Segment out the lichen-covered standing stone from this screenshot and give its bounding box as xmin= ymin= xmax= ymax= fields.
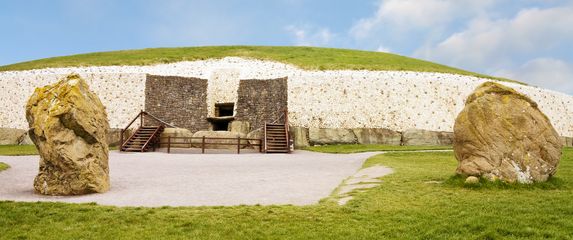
xmin=26 ymin=74 xmax=110 ymax=195
xmin=454 ymin=82 xmax=562 ymax=183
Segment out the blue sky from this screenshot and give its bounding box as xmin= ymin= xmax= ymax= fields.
xmin=1 ymin=0 xmax=572 ymax=94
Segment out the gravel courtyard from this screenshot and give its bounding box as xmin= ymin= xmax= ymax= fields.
xmin=0 ymin=150 xmax=377 ymax=207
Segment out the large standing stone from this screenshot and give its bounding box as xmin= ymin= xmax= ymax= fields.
xmin=308 ymin=128 xmax=357 ymax=145
xmin=454 ymin=82 xmax=562 ymax=183
xmin=26 ymin=74 xmax=110 ymax=195
xmin=352 ymin=128 xmax=402 ymax=145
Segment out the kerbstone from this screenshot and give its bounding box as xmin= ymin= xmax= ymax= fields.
xmin=309 ymin=128 xmax=357 ymax=145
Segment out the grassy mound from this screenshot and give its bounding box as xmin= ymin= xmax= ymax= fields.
xmin=0 ymin=46 xmax=517 ymax=83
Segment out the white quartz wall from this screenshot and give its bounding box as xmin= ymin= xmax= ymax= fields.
xmin=0 ymin=71 xmax=146 ymax=129
xmin=1 ymin=57 xmax=572 ymax=137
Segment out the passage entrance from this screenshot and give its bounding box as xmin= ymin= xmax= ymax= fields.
xmin=208 ymin=103 xmax=235 ymax=131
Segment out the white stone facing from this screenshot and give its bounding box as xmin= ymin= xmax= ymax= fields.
xmin=1 ymin=57 xmax=572 ymax=137
xmin=207 ymin=68 xmax=241 ymax=117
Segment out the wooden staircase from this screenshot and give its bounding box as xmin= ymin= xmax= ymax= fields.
xmin=264 ymin=123 xmax=290 ymax=153
xmin=121 ymin=125 xmax=164 ymax=152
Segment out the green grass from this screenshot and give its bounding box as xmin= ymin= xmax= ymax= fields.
xmin=0 ymin=46 xmax=519 ymax=83
xmin=0 ymin=145 xmax=38 ymax=156
xmin=0 ymin=162 xmax=9 ymax=171
xmin=2 ymin=149 xmax=572 ymax=239
xmin=305 ymin=144 xmax=452 ymax=153
xmin=0 ymin=145 xmax=119 ymax=156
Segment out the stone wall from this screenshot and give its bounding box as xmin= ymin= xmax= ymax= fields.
xmin=235 ymin=78 xmax=288 ymax=130
xmin=1 ymin=57 xmax=573 ymax=139
xmin=145 ymin=75 xmax=210 ymax=132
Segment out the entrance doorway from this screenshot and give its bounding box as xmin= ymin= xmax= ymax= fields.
xmin=207 ymin=103 xmax=235 ymax=131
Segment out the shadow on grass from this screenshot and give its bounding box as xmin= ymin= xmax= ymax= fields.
xmin=444 ymin=174 xmax=567 ymax=190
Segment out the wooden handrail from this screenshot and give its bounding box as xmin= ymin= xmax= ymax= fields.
xmin=120 ymin=110 xmax=176 ymax=149
xmin=160 ymin=136 xmax=263 ymax=154
xmin=159 ymin=136 xmax=263 ymax=140
xmin=263 ymin=123 xmax=267 ymax=153
xmin=120 ymin=110 xmax=144 ymax=149
xmin=142 ymin=111 xmax=177 ymax=128
xmin=284 ymin=108 xmax=290 ymax=153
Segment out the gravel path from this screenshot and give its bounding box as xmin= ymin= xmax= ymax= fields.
xmin=0 ymin=150 xmax=378 ymax=207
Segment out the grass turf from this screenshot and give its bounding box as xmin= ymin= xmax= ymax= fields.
xmin=0 ymin=145 xmax=120 ymax=156
xmin=0 ymin=162 xmax=9 ymax=171
xmin=0 ymin=46 xmax=519 ymax=84
xmin=1 ymin=148 xmax=571 ymax=239
xmin=0 ymin=145 xmax=38 ymax=156
xmin=304 ymin=144 xmax=452 ymax=154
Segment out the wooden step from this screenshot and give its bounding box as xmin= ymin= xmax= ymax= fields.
xmin=266 ymin=150 xmax=288 ymax=153
xmin=267 ymin=143 xmax=287 ymax=146
xmin=266 ymin=123 xmax=285 ymax=126
xmin=120 ymin=125 xmax=163 ymax=153
xmin=267 ymin=142 xmax=286 ymax=145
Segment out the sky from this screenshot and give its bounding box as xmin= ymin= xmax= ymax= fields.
xmin=1 ymin=0 xmax=572 ymax=94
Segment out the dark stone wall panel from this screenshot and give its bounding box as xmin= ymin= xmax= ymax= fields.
xmin=145 ymin=75 xmax=209 ymax=132
xmin=235 ymin=78 xmax=288 ymax=130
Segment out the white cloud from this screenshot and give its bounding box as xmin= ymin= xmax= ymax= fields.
xmin=496 ymin=58 xmax=573 ymax=94
xmin=375 ymin=45 xmax=391 ymax=53
xmin=350 ymin=0 xmax=495 ymax=39
xmin=415 ymin=6 xmax=573 ymax=71
xmin=285 ymin=25 xmax=334 ymax=46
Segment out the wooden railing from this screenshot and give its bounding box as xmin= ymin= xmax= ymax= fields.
xmin=160 ymin=136 xmax=263 ymax=154
xmin=284 ymin=109 xmax=291 ymax=153
xmin=120 ymin=110 xmax=175 ymax=148
xmin=263 ymin=123 xmax=267 ymax=152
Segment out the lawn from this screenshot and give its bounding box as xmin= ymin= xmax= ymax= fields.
xmin=305 ymin=144 xmax=452 ymax=153
xmin=0 ymin=145 xmax=38 ymax=156
xmin=0 ymin=145 xmax=119 ymax=156
xmin=0 ymin=46 xmax=518 ymax=84
xmin=0 ymin=162 xmax=8 ymax=171
xmin=1 ymin=148 xmax=571 ymax=239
